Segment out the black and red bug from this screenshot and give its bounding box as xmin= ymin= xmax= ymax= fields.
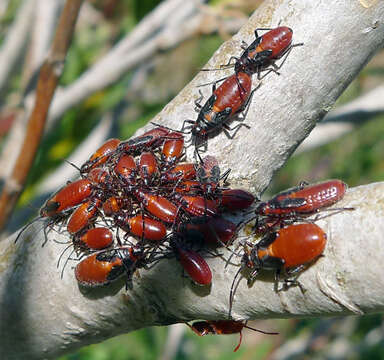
xmin=234 ymin=26 xmax=301 ymax=76
xmin=114 ymin=213 xmax=167 ymax=242
xmin=75 ymin=247 xmax=145 ymax=288
xmin=117 ymin=126 xmax=170 ymax=155
xmin=182 ymin=71 xmax=253 ymax=153
xmin=256 ymin=180 xmax=348 ymax=216
xmin=114 ymin=154 xmax=137 ymax=185
xmin=80 ymin=138 xmax=120 ymax=175
xmin=77 ymin=227 xmax=114 ymax=250
xmin=67 ymin=199 xmax=101 ymax=235
xmin=245 ymin=223 xmax=327 ymax=286
xmin=138 ymin=152 xmax=159 ymax=186
xmin=161 ymin=132 xmax=184 ymax=168
xmin=134 ymin=189 xmax=179 ymax=224
xmin=40 ymin=179 xmax=93 ymax=218
xmin=187 ymin=320 xmax=277 ymax=352
xmin=229 ymin=223 xmax=327 ymax=315
xmin=204 ymin=26 xmax=302 ymax=79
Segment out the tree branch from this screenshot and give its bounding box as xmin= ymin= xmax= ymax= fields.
xmin=295 ymin=84 xmax=384 ymax=154
xmin=0 ymin=0 xmax=83 ymax=231
xmin=0 ymin=0 xmax=384 ymax=358
xmin=1 ymin=183 xmax=383 ymax=359
xmin=0 ymin=0 xmax=35 ymax=94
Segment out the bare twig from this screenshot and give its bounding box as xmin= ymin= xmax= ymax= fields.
xmin=21 ymin=0 xmax=63 ymax=90
xmin=46 ymin=0 xmax=206 ymax=126
xmin=0 ymin=0 xmax=35 ymax=94
xmin=0 ymin=0 xmax=83 ymax=231
xmin=295 ymin=84 xmax=384 ymax=154
xmin=0 ymin=0 xmax=243 ymax=185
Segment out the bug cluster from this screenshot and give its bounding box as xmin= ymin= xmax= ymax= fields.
xmin=21 ymin=26 xmax=354 ymax=351
xmin=38 ymin=126 xmax=256 ymax=289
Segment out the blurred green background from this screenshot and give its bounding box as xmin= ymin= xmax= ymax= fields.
xmin=2 ymin=0 xmax=384 ymax=359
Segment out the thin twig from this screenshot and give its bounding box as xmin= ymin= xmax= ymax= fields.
xmin=0 ymin=0 xmax=83 ymax=232
xmin=0 ymin=0 xmax=35 ymax=94
xmin=295 ymin=84 xmax=384 ymax=154
xmin=21 ymin=0 xmax=63 ymax=90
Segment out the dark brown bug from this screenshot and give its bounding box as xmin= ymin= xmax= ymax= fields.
xmin=187 ymin=320 xmax=277 ymax=352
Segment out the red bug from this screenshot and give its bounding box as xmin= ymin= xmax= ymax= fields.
xmin=161 ymin=132 xmax=184 ymax=167
xmin=220 ymin=189 xmax=255 ymax=211
xmin=161 ymin=163 xmax=196 ymax=182
xmin=234 ymin=26 xmax=299 ymax=75
xmin=255 ymin=180 xmax=348 ymax=217
xmin=118 ymin=126 xmax=170 ymax=154
xmin=204 ymin=27 xmax=301 ymax=78
xmin=173 ymin=194 xmax=218 ymax=217
xmin=176 ymin=246 xmax=212 ymax=285
xmin=102 ymin=196 xmax=125 ymax=216
xmin=135 ymin=189 xmax=178 ymax=224
xmin=194 ymin=155 xmax=224 ymax=195
xmin=77 ymin=227 xmax=113 ymax=250
xmin=187 ymin=320 xmax=278 ymax=352
xmin=80 ymin=138 xmax=120 ymax=174
xmin=246 ymin=223 xmax=326 ymax=288
xmin=182 ymin=71 xmax=253 ymax=149
xmin=138 ymin=152 xmax=159 ymax=185
xmin=40 ymin=179 xmax=93 ymax=218
xmin=67 ymin=199 xmax=101 ymax=234
xmin=114 ymin=154 xmax=137 ymax=185
xmin=183 ymin=216 xmax=237 ymax=245
xmin=87 ymin=167 xmax=110 ymax=186
xmin=75 ymin=247 xmax=146 ymax=288
xmin=229 ymin=223 xmax=327 ymax=315
xmin=114 ymin=213 xmax=167 ymax=242
xmin=75 ymin=251 xmax=125 ymax=287
xmin=173 ymin=180 xmax=200 ymax=193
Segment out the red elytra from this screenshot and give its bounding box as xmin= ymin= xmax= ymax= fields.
xmin=220 ymin=189 xmax=255 ymax=210
xmin=67 ymin=199 xmax=101 ymax=234
xmin=185 ymin=217 xmax=237 ymax=245
xmin=256 ymin=180 xmax=347 ymax=216
xmin=212 ymin=72 xmax=252 ymax=116
xmin=125 ymin=214 xmax=167 ymax=241
xmin=135 ymin=189 xmax=178 ymax=223
xmin=138 ymin=152 xmax=158 ymax=184
xmin=78 ymin=227 xmax=113 ymax=250
xmin=114 ymin=154 xmax=137 ymax=183
xmin=177 ymin=247 xmax=212 ymax=285
xmin=161 ymin=163 xmax=196 ymax=182
xmin=40 ymin=179 xmax=92 ymax=217
xmin=250 ymin=27 xmax=293 ymax=60
xmin=80 ymin=138 xmax=120 ymax=174
xmin=75 ymin=252 xmax=124 ymax=287
xmin=255 ymin=223 xmax=327 ymax=270
xmin=161 ymin=132 xmax=184 ymax=166
xmin=187 ymin=320 xmax=277 ymax=352
xmin=174 ymin=194 xmax=218 ymax=217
